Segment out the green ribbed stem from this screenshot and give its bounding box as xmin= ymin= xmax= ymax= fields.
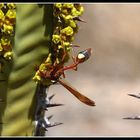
xmin=0 ymin=4 xmax=53 ymax=136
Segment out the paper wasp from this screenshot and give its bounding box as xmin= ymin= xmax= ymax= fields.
xmin=38 ymin=48 xmax=95 ymax=106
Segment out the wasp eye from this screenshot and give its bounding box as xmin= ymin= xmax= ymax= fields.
xmin=76 ymin=48 xmax=92 ymax=63
xmin=77 ymin=53 xmax=85 ymax=60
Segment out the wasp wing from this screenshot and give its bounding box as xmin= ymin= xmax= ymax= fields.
xmin=58 ymin=79 xmax=95 ymax=106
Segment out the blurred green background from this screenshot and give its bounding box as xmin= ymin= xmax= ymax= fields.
xmin=47 ymin=4 xmax=140 ymax=136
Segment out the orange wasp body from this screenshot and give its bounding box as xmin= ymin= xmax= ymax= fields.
xmin=39 ymin=48 xmax=95 ymax=106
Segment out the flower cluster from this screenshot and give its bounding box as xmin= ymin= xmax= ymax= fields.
xmin=0 ymin=3 xmax=16 ymax=60
xmin=33 ymin=3 xmax=84 ymax=85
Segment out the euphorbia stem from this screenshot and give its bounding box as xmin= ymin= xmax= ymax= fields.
xmin=0 ymin=4 xmax=53 ymax=136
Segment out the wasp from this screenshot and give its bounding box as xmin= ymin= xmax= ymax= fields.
xmin=39 ymin=48 xmax=95 ymax=107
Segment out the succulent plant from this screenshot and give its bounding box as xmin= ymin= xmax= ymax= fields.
xmin=0 ymin=3 xmax=94 ymax=136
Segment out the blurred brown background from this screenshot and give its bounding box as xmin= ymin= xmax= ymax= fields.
xmin=47 ymin=4 xmax=140 ymax=136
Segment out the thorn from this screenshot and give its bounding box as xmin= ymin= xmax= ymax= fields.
xmin=47 ymin=115 xmax=53 ymax=120
xmin=73 ymin=17 xmax=86 ymax=23
xmin=46 ymin=103 xmax=64 ymax=108
xmin=123 ymin=116 xmax=140 ymax=120
xmin=43 ymin=117 xmax=51 ymax=126
xmin=128 ymin=93 xmax=140 ymax=99
xmin=41 ymin=117 xmax=63 ymax=128
xmin=47 ymin=122 xmax=63 ymax=128
xmin=48 ymin=94 xmax=55 ymax=101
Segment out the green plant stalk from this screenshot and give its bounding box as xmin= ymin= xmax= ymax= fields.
xmin=0 ymin=4 xmax=53 ymax=136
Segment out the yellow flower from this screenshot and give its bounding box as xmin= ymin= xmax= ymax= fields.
xmin=1 ymin=37 xmax=11 ymax=51
xmin=58 ymin=45 xmax=63 ymax=49
xmin=69 ymin=20 xmax=77 ymax=28
xmin=33 ymin=75 xmax=41 ymax=82
xmin=39 ymin=64 xmax=46 ymax=72
xmin=6 ymin=9 xmax=16 ymax=20
xmin=62 ymin=9 xmax=68 ymax=15
xmin=71 ymin=7 xmax=81 ymax=17
xmin=1 ymin=37 xmax=11 ymax=46
xmin=64 ymin=15 xmax=73 ymax=20
xmin=45 ymin=53 xmax=52 ymax=64
xmin=62 ymin=3 xmax=74 ymax=9
xmin=52 ymin=35 xmax=61 ymax=44
xmin=0 ymin=10 xmax=4 ymax=20
xmin=54 ymin=3 xmax=62 ymax=9
xmin=61 ymin=26 xmax=74 ymax=36
xmin=0 ymin=3 xmax=4 ymax=9
xmin=3 ymin=51 xmax=13 ymax=60
xmin=3 ymin=24 xmax=14 ymax=35
xmin=63 ymin=42 xmax=70 ymax=47
xmin=7 ymin=3 xmax=16 ymax=9
xmin=33 ymin=71 xmax=42 ymax=81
